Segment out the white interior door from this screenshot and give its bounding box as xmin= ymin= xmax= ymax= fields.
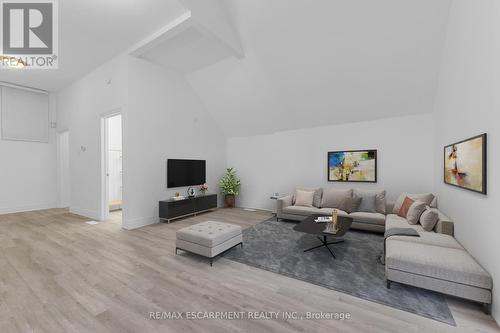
xmin=101 ymin=111 xmax=122 ymax=221
xmin=58 ymin=131 xmax=70 ymax=208
xmin=107 ymin=115 xmax=122 ymax=211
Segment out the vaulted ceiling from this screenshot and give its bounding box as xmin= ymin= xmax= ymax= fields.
xmin=0 ymin=0 xmax=187 ymax=91
xmin=186 ymin=0 xmax=452 ymax=136
xmin=2 ymin=0 xmax=452 ymax=137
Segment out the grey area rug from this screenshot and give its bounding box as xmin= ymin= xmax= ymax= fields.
xmin=223 ymin=218 xmax=455 ymax=326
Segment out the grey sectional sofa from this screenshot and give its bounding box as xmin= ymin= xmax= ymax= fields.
xmin=385 ymin=210 xmax=493 ymax=313
xmin=277 ymin=188 xmax=387 ymax=232
xmin=277 ymin=188 xmax=493 ymax=312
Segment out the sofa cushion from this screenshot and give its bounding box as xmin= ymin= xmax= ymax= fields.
xmin=386 ymin=214 xmax=463 ymax=250
xmin=393 ymin=192 xmax=435 ymax=214
xmin=386 ymin=240 xmax=492 ymax=289
xmin=388 ymin=231 xmax=463 ymax=250
xmin=320 ymin=188 xmax=352 ymax=209
xmin=293 ymin=187 xmax=323 ymax=208
xmin=420 ymin=208 xmax=439 ymax=231
xmin=354 ymin=189 xmax=386 ymax=214
xmin=339 ymin=196 xmax=362 ymax=213
xmin=349 ymin=212 xmax=385 ymax=226
xmin=318 ymin=208 xmax=349 ymax=217
xmin=283 ymin=205 xmax=321 ymax=216
xmin=386 ymin=213 xmax=418 ymax=230
xmin=406 ymin=200 xmax=427 ymax=225
xmin=356 ymin=192 xmax=377 ymax=213
xmin=397 ymin=196 xmax=414 ymax=218
xmin=294 ymin=189 xmax=314 ymax=207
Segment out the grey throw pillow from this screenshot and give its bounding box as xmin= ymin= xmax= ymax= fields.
xmin=420 ymin=208 xmax=439 ymax=231
xmin=356 ymin=193 xmax=377 ymax=213
xmin=354 ymin=189 xmax=386 ymax=214
xmin=406 ymin=200 xmax=426 ymax=225
xmin=339 ymin=195 xmax=362 ymax=213
xmin=320 ymin=188 xmax=352 ymax=209
xmin=293 ymin=187 xmax=323 ymax=208
xmin=393 ymin=192 xmax=435 ymax=214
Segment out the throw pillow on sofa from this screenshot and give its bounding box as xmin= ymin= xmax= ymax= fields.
xmin=320 ymin=188 xmax=352 ymax=209
xmin=293 ymin=187 xmax=323 ymax=208
xmin=420 ymin=208 xmax=439 ymax=231
xmin=294 ymin=189 xmax=315 ymax=207
xmin=338 ymin=195 xmax=362 ymax=213
xmin=393 ymin=192 xmax=435 ymax=214
xmin=405 ymin=200 xmax=427 ymax=224
xmin=397 ymin=196 xmax=414 ymax=218
xmin=353 ymin=189 xmax=386 ymax=214
xmin=356 ymin=192 xmax=377 ymax=213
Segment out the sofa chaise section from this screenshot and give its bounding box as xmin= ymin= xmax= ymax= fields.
xmin=385 ymin=213 xmax=492 ymax=313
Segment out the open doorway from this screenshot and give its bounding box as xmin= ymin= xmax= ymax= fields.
xmin=57 ymin=130 xmax=70 ymax=208
xmin=101 ymin=112 xmax=122 ymax=222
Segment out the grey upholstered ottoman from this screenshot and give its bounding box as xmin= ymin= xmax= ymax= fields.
xmin=175 ymin=221 xmax=243 ymax=266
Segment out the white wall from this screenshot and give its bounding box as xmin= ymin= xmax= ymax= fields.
xmin=0 ymin=92 xmax=57 ymax=214
xmin=227 ymin=114 xmax=435 ymax=211
xmin=56 ymin=55 xmax=128 ymax=219
xmin=433 ymin=0 xmax=500 ymax=321
xmin=56 ymin=55 xmax=226 ymax=229
xmin=57 ymin=130 xmax=70 ymax=208
xmin=123 ymin=57 xmax=226 ymax=229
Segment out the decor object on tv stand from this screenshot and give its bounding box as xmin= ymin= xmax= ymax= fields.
xmin=220 ymin=167 xmax=241 ymax=208
xmin=171 ymin=192 xmax=186 ymax=201
xmin=199 ymin=183 xmax=208 ymax=196
xmin=328 ymin=150 xmax=377 ymax=182
xmin=187 ymin=187 xmax=196 ymax=197
xmin=444 ymin=133 xmax=486 ymax=194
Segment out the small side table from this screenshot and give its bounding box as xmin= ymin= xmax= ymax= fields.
xmin=270 ymin=195 xmax=282 ymax=217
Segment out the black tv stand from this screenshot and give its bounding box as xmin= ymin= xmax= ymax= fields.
xmin=159 ymin=194 xmax=217 ymax=223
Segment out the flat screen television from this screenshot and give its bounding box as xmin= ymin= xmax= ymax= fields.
xmin=167 ymin=159 xmax=206 ymax=188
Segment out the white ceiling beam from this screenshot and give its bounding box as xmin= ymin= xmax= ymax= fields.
xmin=128 ymin=10 xmax=192 ymax=57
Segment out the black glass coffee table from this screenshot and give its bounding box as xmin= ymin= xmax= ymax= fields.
xmin=293 ymin=214 xmax=353 ymax=258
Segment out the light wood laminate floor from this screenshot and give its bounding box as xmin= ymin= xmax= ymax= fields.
xmin=0 ymin=208 xmax=498 ymax=333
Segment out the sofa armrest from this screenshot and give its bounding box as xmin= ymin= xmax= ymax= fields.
xmin=277 ymin=195 xmax=293 ymax=218
xmin=431 ymin=208 xmax=454 ymax=236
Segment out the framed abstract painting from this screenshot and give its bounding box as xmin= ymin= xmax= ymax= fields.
xmin=444 ymin=133 xmax=487 ymax=194
xmin=328 ymin=150 xmax=377 ymax=182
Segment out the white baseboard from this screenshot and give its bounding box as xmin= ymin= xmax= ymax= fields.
xmin=239 ymin=206 xmax=273 ymax=213
xmin=122 ymin=215 xmax=158 ymax=230
xmin=69 ymin=207 xmax=100 ymax=220
xmin=0 ymin=202 xmax=57 ymax=215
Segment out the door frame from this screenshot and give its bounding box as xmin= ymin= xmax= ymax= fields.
xmin=57 ymin=129 xmax=70 ymax=208
xmin=100 ymin=109 xmax=122 ymax=221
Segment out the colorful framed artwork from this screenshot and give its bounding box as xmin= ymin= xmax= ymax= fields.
xmin=444 ymin=133 xmax=487 ymax=194
xmin=328 ymin=150 xmax=377 ymax=182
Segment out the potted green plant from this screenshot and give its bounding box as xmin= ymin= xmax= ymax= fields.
xmin=219 ymin=167 xmax=241 ymax=208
